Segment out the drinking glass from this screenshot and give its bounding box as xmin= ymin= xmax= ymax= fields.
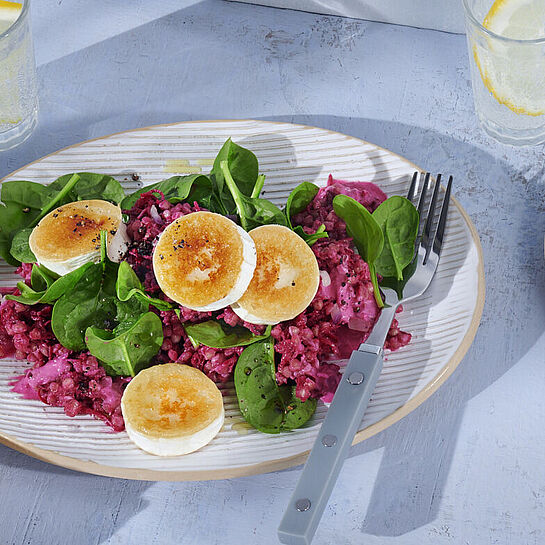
xmin=0 ymin=0 xmax=38 ymax=151
xmin=463 ymin=0 xmax=545 ymax=145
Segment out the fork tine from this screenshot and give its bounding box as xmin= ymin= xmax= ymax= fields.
xmin=414 ymin=172 xmax=431 ymax=247
xmin=416 ymin=172 xmax=431 ymax=220
xmin=422 ymin=174 xmax=442 ymax=265
xmin=432 ymin=175 xmax=453 ymax=258
xmin=407 ymin=171 xmax=419 ymax=202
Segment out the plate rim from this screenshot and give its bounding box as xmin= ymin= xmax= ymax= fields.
xmin=0 ymin=118 xmax=486 ymax=481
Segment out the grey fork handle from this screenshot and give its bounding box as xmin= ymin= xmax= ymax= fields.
xmin=277 ymin=344 xmax=384 ymax=545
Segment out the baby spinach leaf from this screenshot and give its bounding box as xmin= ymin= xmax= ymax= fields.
xmin=285 ymin=182 xmax=320 ymax=225
xmin=1 ymin=173 xmax=81 ymax=266
xmin=8 ymin=174 xmax=81 ymax=263
xmin=40 ymin=262 xmax=95 ymax=304
xmin=291 ymin=224 xmax=328 ymax=246
xmin=373 ymin=196 xmax=419 ymax=281
xmin=51 ymin=232 xmax=148 ymax=350
xmin=250 ymin=174 xmax=266 ymax=199
xmin=284 ymin=182 xmax=328 ymax=246
xmin=10 ymin=228 xmax=36 ymax=263
xmin=120 ymin=174 xmax=217 ymax=211
xmin=49 ymin=172 xmax=124 ymax=204
xmin=30 ymin=264 xmax=59 ymax=291
xmin=116 ymin=261 xmax=175 ymax=311
xmin=210 ymin=138 xmax=259 ymax=210
xmin=6 ymin=262 xmax=93 ymax=306
xmin=0 ymin=201 xmax=39 ymax=266
xmin=332 ymin=194 xmax=384 ymax=308
xmin=5 ymin=283 xmax=44 ymax=305
xmin=85 ymin=311 xmax=163 ymax=377
xmin=379 ymin=256 xmax=418 ymax=299
xmin=220 ymin=160 xmax=287 ymax=231
xmin=51 ymin=261 xmax=119 ymax=350
xmin=183 ymin=320 xmax=272 ymax=348
xmin=32 ymin=173 xmax=81 ymax=224
xmin=1 ymin=172 xmax=125 ymax=266
xmin=0 ymin=180 xmax=53 ymax=209
xmin=234 ymin=339 xmax=317 ymax=433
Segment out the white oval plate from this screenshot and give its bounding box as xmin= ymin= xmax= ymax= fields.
xmin=0 ymin=120 xmax=485 ymax=480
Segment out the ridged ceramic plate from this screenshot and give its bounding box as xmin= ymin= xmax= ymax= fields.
xmin=0 ymin=120 xmax=485 ymax=480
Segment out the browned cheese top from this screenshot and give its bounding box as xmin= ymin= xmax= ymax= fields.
xmin=236 ymin=225 xmax=320 ymax=323
xmin=152 ymin=211 xmax=245 ymax=308
xmin=122 ymin=364 xmax=223 ymax=439
xmin=29 ymin=199 xmax=121 ymax=261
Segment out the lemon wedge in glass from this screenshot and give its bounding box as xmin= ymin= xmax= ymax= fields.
xmin=474 ymin=0 xmax=545 ymax=116
xmin=0 ymin=1 xmax=22 ymax=34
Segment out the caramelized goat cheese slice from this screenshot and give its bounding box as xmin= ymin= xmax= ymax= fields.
xmin=152 ymin=211 xmax=256 ymax=311
xmin=28 ymin=199 xmax=129 ymax=275
xmin=121 ymin=363 xmax=224 ymax=456
xmin=231 ymin=225 xmax=320 ymax=325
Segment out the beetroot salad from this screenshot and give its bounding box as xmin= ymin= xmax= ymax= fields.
xmin=0 ymin=140 xmax=413 ymax=434
xmin=0 ymin=175 xmax=409 ymax=431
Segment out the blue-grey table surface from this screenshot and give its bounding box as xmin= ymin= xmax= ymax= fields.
xmin=1 ymin=1 xmax=544 ymax=544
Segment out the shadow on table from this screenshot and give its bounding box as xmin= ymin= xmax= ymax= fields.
xmin=0 ymin=443 xmax=153 ymax=544
xmin=267 ymin=113 xmax=545 ymax=538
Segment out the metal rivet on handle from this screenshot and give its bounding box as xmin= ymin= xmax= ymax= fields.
xmin=347 ymin=371 xmax=364 ymax=385
xmin=295 ymin=498 xmax=311 ymax=512
xmin=322 ymin=434 xmax=337 ymax=447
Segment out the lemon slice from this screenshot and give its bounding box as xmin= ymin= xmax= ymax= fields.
xmin=0 ymin=1 xmax=22 ymax=34
xmin=484 ymin=0 xmax=545 ymax=39
xmin=474 ymin=0 xmax=545 ymax=116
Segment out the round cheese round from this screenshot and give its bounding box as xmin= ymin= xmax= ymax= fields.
xmin=152 ymin=211 xmax=256 ymax=311
xmin=121 ymin=363 xmax=224 ymax=456
xmin=231 ymin=224 xmax=320 ymax=324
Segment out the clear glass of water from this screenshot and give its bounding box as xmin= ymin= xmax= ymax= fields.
xmin=0 ymin=0 xmax=38 ymax=151
xmin=463 ymin=0 xmax=545 ymax=145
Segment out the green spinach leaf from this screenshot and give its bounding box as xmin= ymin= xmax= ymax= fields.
xmin=6 ymin=284 xmax=44 ymax=305
xmin=291 ymin=224 xmax=328 ymax=246
xmin=1 ymin=180 xmax=53 ymax=209
xmin=183 ymin=320 xmax=272 ymax=348
xmin=116 ymin=261 xmax=175 ymax=311
xmin=6 ymin=262 xmax=94 ymax=305
xmin=1 ymin=173 xmax=80 ymax=265
xmin=120 ymin=174 xmax=218 ymax=211
xmin=332 ymin=194 xmax=385 ymax=308
xmin=234 ymin=339 xmax=317 ymax=433
xmin=284 ymin=182 xmax=328 ymax=246
xmin=30 ymin=264 xmax=59 ymax=291
xmin=40 ymin=262 xmax=95 ymax=304
xmin=285 ymin=182 xmax=320 ymax=224
xmin=49 ymin=172 xmax=125 ymax=204
xmin=9 ymin=228 xmax=36 ymax=263
xmin=30 ymin=173 xmax=81 ymax=225
xmin=379 ymin=256 xmax=418 ymax=299
xmin=210 ymin=138 xmax=259 ymax=212
xmin=51 ymin=233 xmax=147 ymax=351
xmin=250 ymin=174 xmax=266 ymax=199
xmin=372 ymin=196 xmax=419 ymax=280
xmin=0 ymin=202 xmax=39 ymax=266
xmin=85 ymin=311 xmax=163 ymax=377
xmin=51 ymin=261 xmax=119 ymax=350
xmin=220 ymin=160 xmax=287 ymax=231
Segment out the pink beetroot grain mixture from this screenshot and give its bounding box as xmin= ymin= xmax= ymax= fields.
xmin=0 ymin=289 xmax=127 ymax=431
xmin=0 ymin=179 xmax=410 ymax=431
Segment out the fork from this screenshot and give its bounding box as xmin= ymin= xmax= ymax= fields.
xmin=277 ymin=172 xmax=453 ymax=545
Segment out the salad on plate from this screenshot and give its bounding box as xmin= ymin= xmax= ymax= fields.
xmin=0 ymin=138 xmax=418 ymax=455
